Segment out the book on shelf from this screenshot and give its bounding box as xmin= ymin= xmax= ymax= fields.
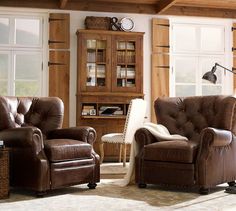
xmin=99 ymin=106 xmax=121 ymax=116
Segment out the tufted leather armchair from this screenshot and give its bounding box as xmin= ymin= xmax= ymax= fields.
xmin=0 ymin=96 xmax=100 ymax=195
xmin=135 ymin=95 xmax=236 ymax=194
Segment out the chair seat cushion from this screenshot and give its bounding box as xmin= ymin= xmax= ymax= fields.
xmin=101 ymin=133 xmax=123 ymax=143
xmin=144 ymin=140 xmax=198 ymax=163
xmin=44 ymin=139 xmax=92 ymax=162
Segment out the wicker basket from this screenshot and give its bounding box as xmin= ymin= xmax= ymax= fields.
xmin=85 ymin=16 xmax=111 ymax=30
xmin=0 ymin=149 xmax=9 ymax=199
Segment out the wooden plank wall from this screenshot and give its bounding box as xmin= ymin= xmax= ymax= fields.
xmin=151 ymin=18 xmax=170 ymax=122
xmin=233 ymin=23 xmax=236 ymax=94
xmin=48 ymin=13 xmax=70 ymax=127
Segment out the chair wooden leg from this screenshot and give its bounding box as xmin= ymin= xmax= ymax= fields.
xmin=119 ymin=143 xmax=122 ymax=163
xmin=123 ymin=144 xmax=126 ymax=167
xmin=99 ymin=142 xmax=104 ymax=164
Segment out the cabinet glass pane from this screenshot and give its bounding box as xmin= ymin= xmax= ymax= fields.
xmin=176 ymin=85 xmax=195 ymax=97
xmin=201 ymin=27 xmax=224 ymax=52
xmin=15 ymin=18 xmax=40 ymax=46
xmin=87 ymin=63 xmax=96 ymax=86
xmin=0 ymin=18 xmax=10 ymax=44
xmin=116 ymin=41 xmax=136 ymax=87
xmin=0 ymin=54 xmax=8 ymax=79
xmin=175 ymin=57 xmax=196 ymax=83
xmin=202 ymin=85 xmax=222 ymax=95
xmin=173 ymin=25 xmax=198 ymax=52
xmin=86 ymin=39 xmax=107 ymax=87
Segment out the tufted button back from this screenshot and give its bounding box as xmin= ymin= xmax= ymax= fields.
xmin=0 ymin=96 xmax=64 ymax=136
xmin=154 ymin=95 xmax=236 ymax=142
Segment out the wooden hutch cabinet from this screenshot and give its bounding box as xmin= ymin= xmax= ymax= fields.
xmin=76 ymin=29 xmax=144 ymax=161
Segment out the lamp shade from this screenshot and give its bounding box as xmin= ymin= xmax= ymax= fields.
xmin=202 ymin=71 xmax=217 ymax=84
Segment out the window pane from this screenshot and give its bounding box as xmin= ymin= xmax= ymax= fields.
xmin=15 ymin=18 xmax=40 ymax=46
xmin=202 ymin=85 xmax=222 ymax=95
xmin=15 ymin=54 xmax=41 ymax=80
xmin=0 ymin=18 xmax=10 ymax=44
xmin=15 ymin=81 xmax=39 ymax=96
xmin=0 ymin=54 xmax=8 ymax=79
xmin=201 ymin=27 xmax=224 ymax=52
xmin=176 ymin=85 xmax=195 ymax=97
xmin=173 ymin=25 xmax=198 ymax=52
xmin=175 ymin=57 xmax=197 ymax=83
xmin=0 ymin=81 xmax=7 ymax=95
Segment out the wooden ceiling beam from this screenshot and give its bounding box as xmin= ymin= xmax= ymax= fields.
xmin=59 ymin=0 xmax=68 ymax=9
xmin=162 ymin=5 xmax=236 ymax=19
xmin=156 ymin=0 xmax=178 ymax=14
xmin=66 ymin=1 xmax=157 ymax=14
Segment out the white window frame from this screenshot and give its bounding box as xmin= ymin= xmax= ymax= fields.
xmin=169 ymin=17 xmax=233 ymax=97
xmin=0 ymin=12 xmax=48 ymax=96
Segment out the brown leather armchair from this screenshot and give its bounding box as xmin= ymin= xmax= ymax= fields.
xmin=0 ymin=96 xmax=100 ymax=195
xmin=135 ymin=95 xmax=236 ymax=194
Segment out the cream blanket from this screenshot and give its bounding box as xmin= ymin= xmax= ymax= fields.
xmin=116 ymin=122 xmax=188 ymax=186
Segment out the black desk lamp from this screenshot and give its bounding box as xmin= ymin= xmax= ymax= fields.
xmin=202 ymin=63 xmax=236 ymax=84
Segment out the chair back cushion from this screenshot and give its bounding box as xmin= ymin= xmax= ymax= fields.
xmin=0 ymin=96 xmax=64 ymax=135
xmin=154 ymin=95 xmax=236 ymax=141
xmin=123 ymin=98 xmax=147 ymax=144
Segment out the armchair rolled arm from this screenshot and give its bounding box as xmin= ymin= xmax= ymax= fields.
xmin=0 ymin=127 xmax=43 ymax=154
xmin=135 ymin=128 xmax=157 ymax=152
xmin=47 ymin=126 xmax=97 ymax=145
xmin=200 ymin=127 xmax=232 ymax=148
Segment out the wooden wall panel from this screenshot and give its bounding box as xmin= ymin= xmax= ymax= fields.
xmin=151 ymin=18 xmax=170 ymax=122
xmin=49 ymin=13 xmax=70 ymax=127
xmin=49 ymin=50 xmax=70 ymax=128
xmin=232 ymin=23 xmax=236 ymax=94
xmin=152 ymin=18 xmax=169 ymax=53
xmin=49 ymin=13 xmax=70 ymax=49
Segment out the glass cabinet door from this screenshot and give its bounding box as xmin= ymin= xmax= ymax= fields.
xmin=81 ymin=34 xmax=111 ymax=92
xmin=112 ymin=35 xmax=141 ymax=92
xmin=86 ymin=39 xmax=106 ymax=87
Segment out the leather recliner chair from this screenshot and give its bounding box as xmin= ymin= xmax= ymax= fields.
xmin=0 ymin=96 xmax=100 ymax=195
xmin=135 ymin=95 xmax=236 ymax=194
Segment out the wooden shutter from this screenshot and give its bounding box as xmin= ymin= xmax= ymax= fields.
xmin=232 ymin=23 xmax=236 ymax=94
xmin=49 ymin=50 xmax=70 ymax=127
xmin=151 ymin=18 xmax=170 ymax=122
xmin=49 ymin=13 xmax=70 ymax=49
xmin=49 ymin=13 xmax=70 ymax=127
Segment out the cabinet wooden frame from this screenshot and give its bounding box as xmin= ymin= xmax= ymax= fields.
xmin=76 ymin=29 xmax=144 ymax=161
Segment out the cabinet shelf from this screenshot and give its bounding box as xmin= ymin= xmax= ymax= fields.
xmin=81 ymin=115 xmax=126 ymax=119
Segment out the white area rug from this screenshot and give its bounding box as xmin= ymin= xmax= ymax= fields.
xmin=1 ymin=179 xmax=236 ymax=211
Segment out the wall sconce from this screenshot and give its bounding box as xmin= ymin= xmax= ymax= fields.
xmin=202 ymin=63 xmax=236 ymax=84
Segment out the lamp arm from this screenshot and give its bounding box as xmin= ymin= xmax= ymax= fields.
xmin=215 ymin=63 xmax=236 ymax=74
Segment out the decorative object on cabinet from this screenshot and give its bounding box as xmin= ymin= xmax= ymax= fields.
xmin=101 ymin=98 xmax=147 ymax=167
xmin=120 ymin=17 xmax=135 ymax=32
xmin=85 ymin=16 xmax=111 ymax=30
xmin=76 ymin=29 xmax=144 ymax=161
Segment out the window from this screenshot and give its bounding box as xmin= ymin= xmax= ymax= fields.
xmin=170 ymin=20 xmax=232 ymax=97
xmin=0 ymin=14 xmax=47 ymax=96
